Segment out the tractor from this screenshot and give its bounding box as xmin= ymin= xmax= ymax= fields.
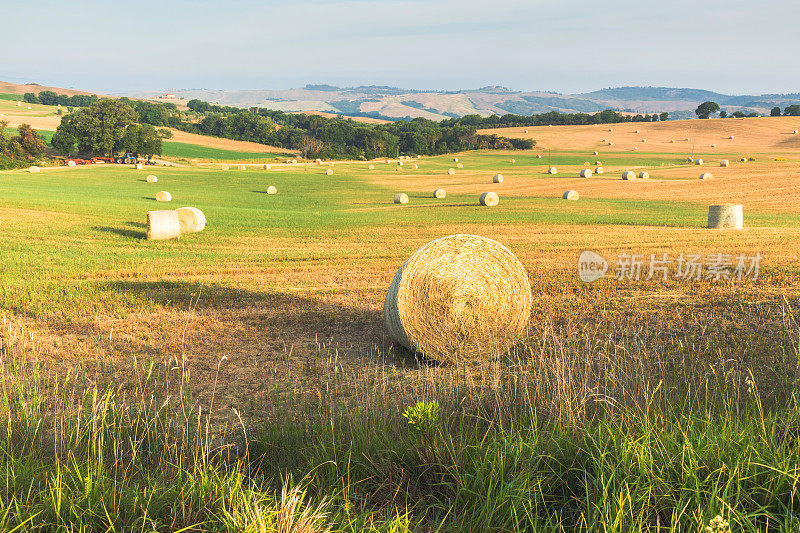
xmin=115 ymin=153 xmax=139 ymax=164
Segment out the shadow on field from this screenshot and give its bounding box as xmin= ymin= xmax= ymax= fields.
xmin=93 ymin=226 xmax=146 ymax=239
xmin=141 ymin=196 xmax=156 ymax=201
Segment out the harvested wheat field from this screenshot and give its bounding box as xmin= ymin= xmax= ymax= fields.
xmin=4 ymin=115 xmax=800 ymax=532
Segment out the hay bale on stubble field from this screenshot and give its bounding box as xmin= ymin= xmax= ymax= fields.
xmin=264 ymin=164 xmax=271 ymax=170
xmin=135 ymin=163 xmax=143 ymax=170
xmin=266 ymin=185 xmax=277 ymax=194
xmin=368 ymin=164 xmax=375 ymax=170
xmin=580 ymin=169 xmax=592 ymax=178
xmin=237 ymin=164 xmax=246 ymax=170
xmin=156 ymin=191 xmax=172 ymax=202
xmin=479 ymin=192 xmax=499 ymax=206
xmin=67 ymin=160 xmax=76 ymax=167
xmin=147 ymin=210 xmax=181 ymax=240
xmin=433 ymin=188 xmax=446 ymax=198
xmin=708 ymin=204 xmax=743 ymax=229
xmin=548 ymin=167 xmax=557 ymax=174
xmin=700 ymin=172 xmax=713 ymax=180
xmin=456 ymin=163 xmax=463 ymax=168
xmin=383 ymin=234 xmax=531 ymax=363
xmin=394 ymin=193 xmax=409 ymax=204
xmin=493 ymin=174 xmax=503 ymax=183
xmin=695 ymin=159 xmax=703 ymax=165
xmin=176 ymin=207 xmax=206 ymax=233
xmin=638 ymin=171 xmax=649 ymax=179
xmin=448 ymin=168 xmax=455 ymax=175
xmin=326 ymin=169 xmax=334 ymax=175
xmin=510 ymin=158 xmax=516 ymax=163
xmin=595 ymin=167 xmax=604 ymax=174
xmin=146 ymin=175 xmax=157 ymax=183
xmin=29 ymin=166 xmax=40 ymax=173
xmin=622 ymin=171 xmax=636 ymax=180
xmin=221 ymin=164 xmax=229 ymax=171
xmin=720 ymin=160 xmax=729 ymax=167
xmin=562 ymin=190 xmax=579 ymax=200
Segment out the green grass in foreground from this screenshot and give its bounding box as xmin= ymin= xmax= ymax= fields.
xmin=161 ymin=141 xmax=285 ymax=161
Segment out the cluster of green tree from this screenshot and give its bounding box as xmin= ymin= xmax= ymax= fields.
xmin=439 ymin=109 xmax=670 ymax=129
xmin=51 ymin=99 xmax=171 ymax=158
xmin=23 ymin=91 xmax=99 ymax=108
xmin=0 ymin=122 xmax=47 ymax=169
xmin=771 ymin=105 xmax=800 ymax=116
xmin=182 ymin=109 xmax=532 ymax=159
xmin=186 ymin=99 xmax=243 ymax=115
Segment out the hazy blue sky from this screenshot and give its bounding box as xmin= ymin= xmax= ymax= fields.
xmin=2 ymin=0 xmax=798 ymax=95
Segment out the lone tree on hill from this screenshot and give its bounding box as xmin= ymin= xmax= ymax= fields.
xmin=695 ymin=101 xmax=720 ymax=119
xmin=771 ymin=106 xmax=782 ymax=117
xmin=53 ymin=99 xmax=137 ymax=156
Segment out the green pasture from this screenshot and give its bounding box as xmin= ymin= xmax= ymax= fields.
xmin=161 ymin=141 xmax=288 ymax=161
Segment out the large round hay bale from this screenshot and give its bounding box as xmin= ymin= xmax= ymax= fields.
xmin=448 ymin=168 xmax=455 ymax=175
xmin=417 ymin=155 xmax=422 ymax=159
xmin=720 ymin=160 xmax=729 ymax=167
xmin=368 ymin=164 xmax=375 ymax=170
xmin=29 ymin=166 xmax=40 ymax=173
xmin=398 ymin=161 xmax=404 ymax=166
xmin=633 ymin=146 xmax=639 ymax=151
xmin=316 ymin=159 xmax=323 ymax=165
xmin=536 ymin=154 xmax=542 ymax=159
xmin=383 ymin=234 xmax=531 ymax=362
xmin=493 ymin=174 xmax=503 ymax=183
xmin=412 ymin=164 xmax=418 ymax=169
xmin=699 ymin=172 xmax=713 ymax=180
xmin=593 ymin=151 xmax=599 ymax=155
xmin=524 ymin=130 xmax=529 ymax=134
xmin=580 ymin=169 xmax=592 ymax=178
xmin=479 ymin=192 xmax=499 ymax=206
xmin=594 ymin=160 xmax=602 ymax=165
xmin=548 ymin=167 xmax=557 ymax=175
xmin=670 ymin=139 xmax=675 ymax=143
xmin=394 ymin=193 xmax=409 ymax=204
xmin=135 ymin=163 xmax=143 ymax=170
xmin=608 ymin=141 xmax=614 ymax=146
xmin=641 ymin=138 xmax=647 ymax=143
xmin=622 ymin=171 xmax=636 ymax=180
xmin=156 ymin=191 xmax=172 ymax=202
xmin=687 ymin=157 xmax=694 ymax=163
xmin=326 ymin=168 xmax=334 ymax=175
xmin=609 ymin=128 xmax=614 ymax=132
xmin=729 ymin=135 xmax=734 ymax=139
xmin=146 ymin=175 xmax=158 ymax=183
xmin=237 ymin=164 xmax=246 ymax=170
xmin=67 ymin=160 xmax=76 ymax=167
xmin=266 ymin=185 xmax=277 ymax=194
xmin=456 ymin=163 xmax=463 ymax=168
xmin=291 ymin=159 xmax=297 ymax=164
xmin=221 ymin=164 xmax=229 ymax=171
xmin=794 ymin=130 xmax=799 ymax=134
xmin=433 ymin=188 xmax=446 ymax=199
xmin=583 ymin=161 xmax=591 ymax=166
xmin=147 ymin=210 xmax=181 ymax=240
xmin=510 ymin=158 xmax=516 ymax=163
xmin=453 ymin=157 xmax=459 ymax=162
xmin=707 ymin=204 xmax=743 ymax=229
xmin=264 ymin=164 xmax=271 ymax=170
xmin=740 ymin=157 xmax=747 ymax=162
xmin=711 ymin=144 xmax=716 ymax=148
xmin=638 ymin=171 xmax=649 ymax=179
xmin=562 ymin=190 xmax=579 ymax=200
xmin=603 ymin=138 xmax=608 ymax=142
xmin=635 ymin=129 xmax=640 ymax=133
xmin=595 ymin=167 xmax=604 ymax=174
xmin=176 ymin=207 xmax=206 ymax=233
xmin=695 ymin=158 xmax=703 ymax=165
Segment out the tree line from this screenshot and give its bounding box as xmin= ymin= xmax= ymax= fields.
xmin=0 ymin=122 xmax=47 ymax=169
xmin=439 ymin=109 xmax=670 ymax=129
xmin=23 ymin=91 xmax=100 ymax=108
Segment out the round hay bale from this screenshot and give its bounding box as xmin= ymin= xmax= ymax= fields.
xmin=510 ymin=158 xmax=516 ymax=163
xmin=493 ymin=174 xmax=503 ymax=183
xmin=448 ymin=168 xmax=455 ymax=175
xmin=398 ymin=161 xmax=404 ymax=166
xmin=316 ymin=159 xmax=323 ymax=165
xmin=548 ymin=167 xmax=557 ymax=175
xmin=524 ymin=130 xmax=529 ymax=134
xmin=237 ymin=164 xmax=246 ymax=171
xmin=740 ymin=157 xmax=747 ymax=162
xmin=695 ymin=158 xmax=704 ymax=165
xmin=479 ymin=192 xmax=499 ymax=206
xmin=264 ymin=164 xmax=271 ymax=170
xmin=291 ymin=159 xmax=297 ymax=164
xmin=593 ymin=151 xmax=599 ymax=155
xmin=670 ymin=139 xmax=675 ymax=143
xmin=417 ymin=155 xmax=422 ymax=159
xmin=394 ymin=193 xmax=409 ymax=204
xmin=583 ymin=161 xmax=591 ymax=166
xmin=603 ymin=138 xmax=608 ymax=142
xmin=562 ymin=190 xmax=579 ymax=200
xmin=707 ymin=204 xmax=743 ymax=229
xmin=608 ymin=141 xmax=614 ymax=146
xmin=536 ymin=154 xmax=541 ymax=159
xmin=176 ymin=207 xmax=206 ymax=233
xmin=609 ymin=128 xmax=614 ymax=132
xmin=266 ymin=185 xmax=277 ymax=194
xmin=412 ymin=164 xmax=418 ymax=169
xmin=383 ymin=234 xmax=530 ymax=362
xmin=687 ymin=157 xmax=694 ymax=163
xmin=720 ymin=160 xmax=730 ymax=167
xmin=27 ymin=106 xmax=31 ymax=110
xmin=330 ymin=162 xmax=335 ymax=166
xmin=595 ymin=167 xmax=604 ymax=174
xmin=699 ymin=172 xmax=713 ymax=180
xmin=635 ymin=129 xmax=640 ymax=133
xmin=368 ymin=164 xmax=375 ymax=170
xmin=28 ymin=166 xmax=40 ymax=173
xmin=729 ymin=135 xmax=734 ymax=139
xmin=622 ymin=171 xmax=636 ymax=180
xmin=453 ymin=157 xmax=459 ymax=162
xmin=685 ymin=137 xmax=690 ymax=141
xmin=156 ymin=191 xmax=172 ymax=202
xmin=147 ymin=210 xmax=181 ymax=241
xmin=456 ymin=163 xmax=463 ymax=168
xmin=594 ymin=160 xmax=602 ymax=165
xmin=326 ymin=168 xmax=334 ymax=176
xmin=135 ymin=163 xmax=143 ymax=170
xmin=395 ymin=167 xmax=402 ymax=172
xmin=433 ymin=188 xmax=446 ymax=199
xmin=642 ymin=138 xmax=647 ymax=143
xmin=711 ymin=144 xmax=716 ymax=148
xmin=580 ymin=169 xmax=592 ymax=178
xmin=794 ymin=130 xmax=799 ymax=134
xmin=146 ymin=175 xmax=158 ymax=183
xmin=67 ymin=160 xmax=76 ymax=167
xmin=638 ymin=171 xmax=649 ymax=179
xmin=221 ymin=164 xmax=229 ymax=171
xmin=633 ymin=147 xmax=639 ymax=151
